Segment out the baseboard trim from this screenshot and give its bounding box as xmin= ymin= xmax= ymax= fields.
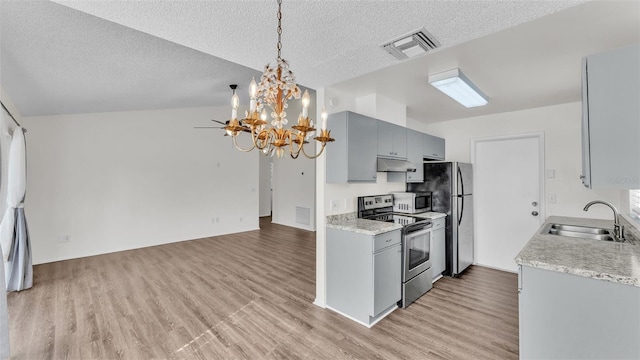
xmin=33 ymin=227 xmax=260 ymax=265
xmin=474 ymin=263 xmax=518 ymax=274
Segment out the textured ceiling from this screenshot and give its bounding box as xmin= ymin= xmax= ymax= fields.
xmin=331 ymin=0 xmax=640 ymax=123
xmin=0 ymin=0 xmax=639 ymax=121
xmin=51 ymin=0 xmax=587 ymax=89
xmin=0 ymin=0 xmax=264 ymax=116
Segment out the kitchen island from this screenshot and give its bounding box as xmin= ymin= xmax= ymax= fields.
xmin=515 ymin=216 xmax=640 ymax=360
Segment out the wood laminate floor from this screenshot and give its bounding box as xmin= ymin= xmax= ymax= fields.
xmin=7 ymin=217 xmax=519 ymax=359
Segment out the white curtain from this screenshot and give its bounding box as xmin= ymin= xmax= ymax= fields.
xmin=0 ymin=127 xmax=31 ymax=292
xmin=0 ymin=246 xmax=8 ymax=359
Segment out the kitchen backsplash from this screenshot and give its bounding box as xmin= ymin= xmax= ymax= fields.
xmin=620 ymin=216 xmax=639 ymax=243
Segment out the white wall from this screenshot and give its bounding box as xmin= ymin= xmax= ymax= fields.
xmin=258 ymin=155 xmax=271 ymax=217
xmin=422 ymin=101 xmax=625 ymax=220
xmin=22 ymin=106 xmax=259 ymax=264
xmin=270 ymin=89 xmax=317 ymax=231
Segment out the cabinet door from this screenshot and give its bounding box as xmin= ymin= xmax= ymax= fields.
xmin=424 ymin=133 xmax=445 ymax=160
xmin=377 ymin=121 xmax=395 ymax=158
xmin=431 ymin=228 xmax=446 ymax=279
xmin=583 ymin=44 xmax=640 ymax=189
xmin=392 ymin=125 xmax=407 ymax=159
xmin=373 ymin=244 xmax=401 ymax=316
xmin=347 ymin=112 xmax=378 ymax=182
xmin=406 ymin=129 xmax=425 ymax=183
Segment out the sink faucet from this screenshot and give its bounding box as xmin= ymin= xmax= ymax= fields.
xmin=583 ymin=200 xmax=625 ymax=242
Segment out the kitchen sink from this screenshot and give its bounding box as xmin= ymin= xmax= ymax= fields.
xmin=543 ymin=223 xmax=615 ymax=241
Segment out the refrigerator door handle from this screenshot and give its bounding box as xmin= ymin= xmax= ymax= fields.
xmin=457 ymin=165 xmax=464 ymax=196
xmin=457 ymin=165 xmax=464 ymax=226
xmin=458 ymin=195 xmax=464 ymax=226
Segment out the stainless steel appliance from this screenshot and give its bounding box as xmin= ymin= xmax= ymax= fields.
xmin=357 ymin=194 xmax=433 ymax=308
xmin=408 ymin=161 xmax=474 ymax=277
xmin=392 ymin=191 xmax=433 ymax=214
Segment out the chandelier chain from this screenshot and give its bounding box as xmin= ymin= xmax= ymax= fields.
xmin=276 ymin=0 xmax=282 ymax=60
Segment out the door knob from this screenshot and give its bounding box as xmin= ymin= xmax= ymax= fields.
xmin=532 ymin=211 xmax=539 ymax=216
xmin=532 ymin=201 xmax=538 ymax=207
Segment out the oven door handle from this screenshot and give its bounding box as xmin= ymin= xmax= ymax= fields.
xmin=404 ymin=223 xmax=433 ymax=235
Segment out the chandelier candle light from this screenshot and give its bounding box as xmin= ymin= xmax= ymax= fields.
xmin=224 ymin=0 xmax=334 ymax=159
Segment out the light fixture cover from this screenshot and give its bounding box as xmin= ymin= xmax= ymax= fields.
xmin=428 ymin=69 xmax=488 ymax=108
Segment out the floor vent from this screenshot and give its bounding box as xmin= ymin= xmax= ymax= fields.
xmin=295 ymin=206 xmax=310 ymax=225
xmin=381 ymin=28 xmax=441 ymax=60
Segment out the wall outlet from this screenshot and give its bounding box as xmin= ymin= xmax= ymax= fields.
xmin=548 ymin=194 xmax=557 ymax=204
xmin=546 ymin=169 xmax=556 ymax=179
xmin=58 ymin=235 xmax=70 ymax=243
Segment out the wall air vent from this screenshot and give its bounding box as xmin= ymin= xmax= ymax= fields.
xmin=381 ymin=28 xmax=441 ymax=60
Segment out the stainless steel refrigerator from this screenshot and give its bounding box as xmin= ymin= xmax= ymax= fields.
xmin=408 ymin=161 xmax=474 ymax=277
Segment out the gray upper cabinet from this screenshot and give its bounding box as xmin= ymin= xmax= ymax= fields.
xmin=581 ymin=44 xmax=640 ymax=189
xmin=326 ymin=111 xmax=378 ymax=183
xmin=377 ymin=121 xmax=407 ymax=159
xmin=406 ymin=129 xmax=426 ymax=183
xmin=326 ymin=110 xmax=445 ymax=184
xmin=424 ymin=133 xmax=445 ymax=160
xmin=406 ymin=129 xmax=445 ymax=183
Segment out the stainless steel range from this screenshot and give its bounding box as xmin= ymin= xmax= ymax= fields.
xmin=358 ymin=194 xmax=433 ymax=308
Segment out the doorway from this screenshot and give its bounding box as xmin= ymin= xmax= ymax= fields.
xmin=472 ymin=133 xmax=545 ymax=272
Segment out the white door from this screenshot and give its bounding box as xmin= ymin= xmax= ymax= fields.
xmin=473 ymin=133 xmax=544 ymax=272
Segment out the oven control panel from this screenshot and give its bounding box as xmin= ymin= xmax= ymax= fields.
xmin=360 ymin=194 xmax=393 ymax=210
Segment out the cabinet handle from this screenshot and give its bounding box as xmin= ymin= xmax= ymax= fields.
xmin=386 ymin=238 xmax=391 ymax=242
xmin=579 ymin=175 xmax=586 ymax=179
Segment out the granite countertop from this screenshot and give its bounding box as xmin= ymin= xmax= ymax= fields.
xmin=326 ymin=213 xmax=402 ymax=235
xmin=325 ymin=211 xmax=447 ymax=235
xmin=515 ymin=216 xmax=640 ymax=287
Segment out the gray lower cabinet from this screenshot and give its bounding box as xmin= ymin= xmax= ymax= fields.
xmin=326 ymin=227 xmax=402 ymax=327
xmin=430 ymin=217 xmax=446 ymax=280
xmin=325 ymin=111 xmax=378 ymax=183
xmin=519 ymin=265 xmax=640 ymax=359
xmin=581 ymin=43 xmax=640 ymax=189
xmin=377 ymin=121 xmax=407 ymax=159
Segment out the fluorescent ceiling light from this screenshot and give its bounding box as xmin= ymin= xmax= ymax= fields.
xmin=428 ymin=69 xmax=488 ymax=108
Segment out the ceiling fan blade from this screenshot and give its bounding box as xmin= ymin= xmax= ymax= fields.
xmin=211 ymin=119 xmax=229 ymax=126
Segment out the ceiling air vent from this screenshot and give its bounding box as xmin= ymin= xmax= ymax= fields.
xmin=381 ymin=28 xmax=441 ymax=60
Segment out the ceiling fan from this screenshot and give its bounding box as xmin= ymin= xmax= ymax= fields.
xmin=193 ymin=85 xmax=251 ymax=135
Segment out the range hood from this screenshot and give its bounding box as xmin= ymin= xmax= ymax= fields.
xmin=377 ymin=158 xmax=417 ymax=172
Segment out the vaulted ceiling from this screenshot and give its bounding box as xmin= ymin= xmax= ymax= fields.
xmin=1 ymin=1 xmax=638 ymax=123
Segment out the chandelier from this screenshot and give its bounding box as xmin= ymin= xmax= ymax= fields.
xmin=224 ymin=0 xmax=333 ymax=159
